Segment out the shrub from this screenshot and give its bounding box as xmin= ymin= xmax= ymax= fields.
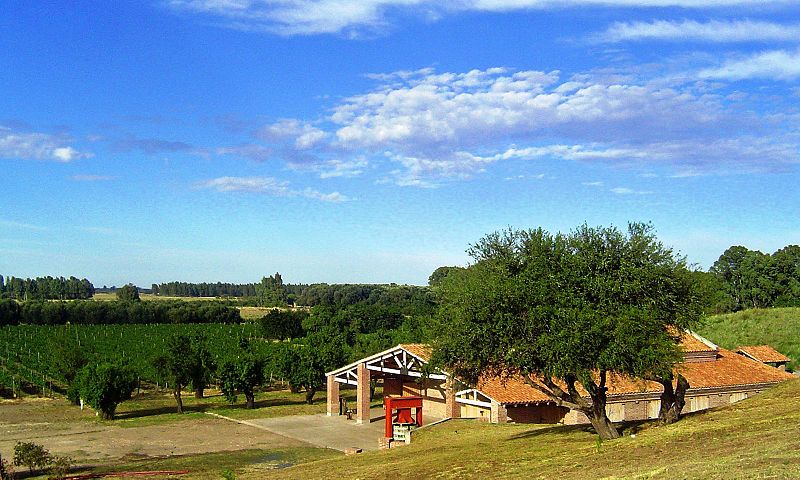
xmin=13 ymin=441 xmax=51 ymax=474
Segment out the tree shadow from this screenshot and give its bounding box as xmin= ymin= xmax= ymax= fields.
xmin=506 ymin=423 xmax=591 ymax=440
xmin=114 ymin=395 xmax=317 ymax=419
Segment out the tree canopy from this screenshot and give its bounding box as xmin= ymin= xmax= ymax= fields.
xmin=74 ymin=361 xmax=137 ymax=420
xmin=275 ymin=327 xmax=348 ymax=404
xmin=431 ymin=223 xmax=702 ymax=439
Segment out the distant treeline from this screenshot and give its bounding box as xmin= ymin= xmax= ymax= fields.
xmin=0 ymin=299 xmax=241 ymax=327
xmin=296 ymin=283 xmax=436 ymax=313
xmin=152 ymin=281 xmax=259 ymax=297
xmin=0 ymin=275 xmax=94 ymax=300
xmin=706 ymin=245 xmax=800 ymax=312
xmin=151 ymin=273 xmax=308 ymax=304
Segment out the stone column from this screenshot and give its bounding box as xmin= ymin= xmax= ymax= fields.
xmin=326 ymin=374 xmax=340 ymax=416
xmin=356 ymin=363 xmax=371 ymax=424
xmin=490 ymin=401 xmax=508 ymax=423
xmin=444 ymin=378 xmax=460 ymax=419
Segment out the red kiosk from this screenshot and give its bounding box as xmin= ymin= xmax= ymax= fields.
xmin=384 ymin=395 xmax=423 ymax=443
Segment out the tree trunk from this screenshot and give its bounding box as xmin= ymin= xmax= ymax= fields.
xmin=194 ymin=387 xmax=204 ymax=399
xmin=174 ymin=386 xmax=184 ymax=414
xmin=583 ymin=371 xmax=621 ymax=440
xmin=586 ymin=399 xmax=620 ymax=440
xmin=245 ymin=391 xmax=255 ymax=409
xmin=289 ymin=384 xmax=301 ymax=394
xmin=305 ymin=387 xmax=316 ymax=404
xmin=102 ymin=409 xmax=115 ymax=420
xmin=658 ymin=374 xmax=689 ymax=424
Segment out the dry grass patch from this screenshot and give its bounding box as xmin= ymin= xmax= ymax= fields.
xmin=263 ymin=379 xmax=800 ymax=480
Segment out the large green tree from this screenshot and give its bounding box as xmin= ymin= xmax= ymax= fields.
xmin=218 ymin=340 xmax=266 ymax=409
xmin=153 ymin=334 xmax=216 ymax=413
xmin=75 ymin=362 xmax=137 ymax=420
xmin=256 ymin=273 xmax=288 ymax=307
xmin=432 ymin=223 xmax=701 ymax=439
xmin=276 ymin=328 xmax=347 ymax=404
xmin=115 ymin=284 xmax=140 ymax=302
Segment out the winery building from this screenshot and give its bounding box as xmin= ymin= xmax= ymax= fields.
xmin=326 ymin=332 xmax=795 ymax=425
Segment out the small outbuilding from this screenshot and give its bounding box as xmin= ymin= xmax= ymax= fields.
xmin=736 ymin=345 xmax=792 ymax=371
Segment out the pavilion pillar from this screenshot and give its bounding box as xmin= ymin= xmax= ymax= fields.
xmin=326 ymin=374 xmax=339 ymax=416
xmin=444 ymin=378 xmax=460 ymax=419
xmin=356 ymin=362 xmax=371 ymax=424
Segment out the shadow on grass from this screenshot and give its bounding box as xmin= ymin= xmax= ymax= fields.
xmin=114 ymin=396 xmax=315 ymax=420
xmin=506 ymin=424 xmax=591 ymax=440
xmin=507 ymin=419 xmax=658 ymax=441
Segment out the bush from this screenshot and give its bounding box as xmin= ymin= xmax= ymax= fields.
xmin=48 ymin=455 xmax=74 ymax=480
xmin=13 ymin=441 xmax=51 ymax=474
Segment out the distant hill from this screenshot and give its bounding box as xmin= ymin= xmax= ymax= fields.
xmin=266 ymin=379 xmax=800 ymax=479
xmin=697 ymin=307 xmax=800 ymax=371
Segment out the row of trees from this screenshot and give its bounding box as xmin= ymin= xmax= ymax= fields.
xmin=0 ymin=275 xmax=94 ymax=300
xmin=152 ymin=281 xmax=259 ymax=298
xmin=710 ymin=245 xmax=800 ymax=311
xmin=56 ymin=329 xmax=347 ymax=420
xmin=0 ymin=299 xmax=241 ymax=326
xmin=149 ymin=275 xmax=309 ymax=304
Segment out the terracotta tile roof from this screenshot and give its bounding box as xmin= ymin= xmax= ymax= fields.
xmin=680 ymin=332 xmax=718 ymax=353
xmin=399 ymin=344 xmax=432 ymax=362
xmin=736 ymin=345 xmax=791 ymax=364
xmin=398 ymin=333 xmax=793 ymax=406
xmin=472 ymin=346 xmax=795 ymax=405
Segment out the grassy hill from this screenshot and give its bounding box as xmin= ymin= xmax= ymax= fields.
xmin=256 ymin=379 xmax=800 ymax=479
xmin=697 ymin=307 xmax=800 ymax=370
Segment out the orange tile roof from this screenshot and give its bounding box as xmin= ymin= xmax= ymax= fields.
xmin=396 ymin=333 xmax=794 ymax=406
xmin=680 ymin=333 xmax=717 ymax=353
xmin=399 ymin=343 xmax=432 ymax=362
xmin=473 ymin=347 xmax=794 ymax=405
xmin=736 ymin=345 xmax=791 ymax=364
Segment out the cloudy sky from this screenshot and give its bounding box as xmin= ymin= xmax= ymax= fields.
xmin=1 ymin=1 xmax=798 ymax=286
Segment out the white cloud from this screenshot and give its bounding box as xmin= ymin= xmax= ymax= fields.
xmin=0 ymin=219 xmax=47 ymax=231
xmin=216 ymin=144 xmax=273 ymax=161
xmin=71 ymin=174 xmax=116 ymax=182
xmin=0 ymin=126 xmax=91 ymax=162
xmin=611 ymin=186 xmax=652 ymax=194
xmin=699 ymin=49 xmax=800 ymax=81
xmin=600 ymin=20 xmax=800 ymax=43
xmin=167 ymin=0 xmax=795 ymax=36
xmin=256 ymin=119 xmax=327 ymax=149
xmin=316 ymin=157 xmax=369 ymax=178
xmin=197 ymin=176 xmax=348 ymax=202
xmin=582 ymin=181 xmax=603 ymax=186
xmin=312 ymin=67 xmax=798 ymax=185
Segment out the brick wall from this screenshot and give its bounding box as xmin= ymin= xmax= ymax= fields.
xmin=506 ymin=404 xmax=569 ymax=424
xmin=623 ymin=400 xmax=647 ymax=421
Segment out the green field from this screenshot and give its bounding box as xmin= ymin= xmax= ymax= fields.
xmin=698 ymin=307 xmax=800 ymax=370
xmin=0 ymin=323 xmax=272 ymax=397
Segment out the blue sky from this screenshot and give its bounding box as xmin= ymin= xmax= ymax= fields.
xmin=1 ymin=1 xmax=798 ymax=286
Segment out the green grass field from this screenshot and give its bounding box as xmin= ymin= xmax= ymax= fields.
xmin=698 ymin=307 xmax=800 ymax=370
xmin=261 ymin=378 xmax=800 ymax=480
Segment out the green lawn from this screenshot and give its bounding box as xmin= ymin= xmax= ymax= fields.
xmin=261 ymin=379 xmax=800 ymax=479
xmin=697 ymin=307 xmax=800 ymax=370
xmin=111 ymin=387 xmax=359 ymax=427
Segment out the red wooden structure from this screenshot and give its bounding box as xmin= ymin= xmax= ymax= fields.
xmin=384 ymin=395 xmax=423 ymax=439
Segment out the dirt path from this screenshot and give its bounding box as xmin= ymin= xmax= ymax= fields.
xmin=0 ymin=398 xmax=310 ymax=464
